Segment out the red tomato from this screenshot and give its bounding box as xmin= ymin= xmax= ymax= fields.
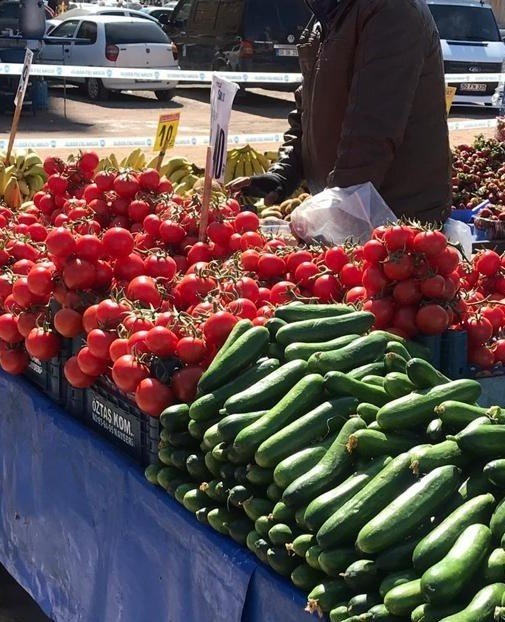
xmin=240 ymin=231 xmax=264 ymax=250
xmin=362 ymin=264 xmax=388 ymax=295
xmin=475 ymin=250 xmax=501 ymax=277
xmin=0 ymin=313 xmax=23 ymax=344
xmin=416 ymin=304 xmax=449 ymax=335
xmin=465 ymin=315 xmax=493 ymax=345
xmin=77 ymin=347 xmax=108 ymax=376
xmin=234 ymin=211 xmax=260 ymax=233
xmin=207 ymin=220 xmax=234 ymax=245
xmin=312 ymin=275 xmax=340 ymax=303
xmin=383 ymin=253 xmax=414 ymax=281
xmin=86 ymin=329 xmax=116 ymax=360
xmin=171 ymin=366 xmax=203 ymax=403
xmin=94 ymin=170 xmax=115 ymax=192
xmin=494 ymin=339 xmax=505 ymax=363
xmin=362 ymin=239 xmax=387 ymax=264
xmin=113 ymin=172 xmax=139 ymax=199
xmin=46 ymin=227 xmax=77 ymax=258
xmin=431 ymin=246 xmax=460 ymax=276
xmin=27 ymin=264 xmax=54 ymax=297
xmin=138 ymin=168 xmax=160 ymax=191
xmin=226 ymin=298 xmax=258 ymax=319
xmin=82 ymin=304 xmax=99 ymax=333
xmin=419 ymin=275 xmax=446 ymax=299
xmin=345 ymin=286 xmax=367 ymax=303
xmin=127 ymin=331 xmax=150 ymax=355
xmin=54 ymin=308 xmax=83 ymax=338
xmin=102 ymin=227 xmax=135 ymax=258
xmin=203 ymin=311 xmax=238 ymax=346
xmin=468 ymin=345 xmax=495 ymax=369
xmin=135 ymin=378 xmax=174 ymax=417
xmin=393 ymin=279 xmax=422 ymax=305
xmin=17 ymin=311 xmax=43 ymax=339
xmin=392 ymin=306 xmax=418 ymax=338
xmin=109 ymin=338 xmax=129 ymax=362
xmin=63 ymin=258 xmax=96 ymax=290
xmin=0 ymin=348 xmax=29 ymax=375
xmin=79 ymin=151 xmax=99 ymax=173
xmin=294 ymin=262 xmax=319 ymax=288
xmin=481 ymin=306 xmax=504 ymax=332
xmin=257 ymin=254 xmax=286 ymax=280
xmin=269 ymin=281 xmax=300 ymax=305
xmin=340 ymin=263 xmax=363 ymax=288
xmin=27 ymin=223 xmax=48 ymax=243
xmin=145 ymin=326 xmax=178 ymax=357
xmin=159 ymin=220 xmax=186 ymax=245
xmin=241 ymin=250 xmax=260 ymax=271
xmin=383 ymin=225 xmax=414 ymax=251
xmin=112 ymin=354 xmax=149 ymax=393
xmin=364 ymin=297 xmax=395 ymax=329
xmin=126 ymin=276 xmax=161 ymax=308
xmin=25 ymin=328 xmax=60 ymax=361
xmin=144 ymin=254 xmax=177 ymax=281
xmin=235 ymin=277 xmax=260 ymax=303
xmin=412 ymin=230 xmax=447 ymax=257
xmin=286 ymin=250 xmax=313 ymax=274
xmin=175 ymin=336 xmax=206 ymax=364
xmin=324 ymin=247 xmax=348 ymax=272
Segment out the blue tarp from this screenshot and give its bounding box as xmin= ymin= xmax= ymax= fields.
xmin=0 ymin=374 xmax=307 ymax=622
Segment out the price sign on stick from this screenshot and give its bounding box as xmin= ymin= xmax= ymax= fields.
xmin=198 ymin=75 xmax=238 ymax=241
xmin=154 ymin=112 xmax=180 ymax=152
xmin=445 ymin=86 xmax=457 ymax=114
xmin=7 ymin=48 xmax=34 ymax=161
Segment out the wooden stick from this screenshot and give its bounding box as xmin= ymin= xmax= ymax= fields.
xmin=156 ymin=131 xmax=170 ymax=172
xmin=6 ymin=100 xmax=22 ymax=162
xmin=198 ymin=146 xmax=213 ymax=241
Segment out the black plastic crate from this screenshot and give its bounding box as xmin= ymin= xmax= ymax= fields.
xmin=84 ymin=380 xmax=160 ymax=466
xmin=24 ymin=337 xmax=77 ymax=404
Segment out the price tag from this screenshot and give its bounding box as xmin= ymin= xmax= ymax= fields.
xmin=153 ymin=112 xmax=180 ymax=152
xmin=14 ymin=49 xmax=33 ymax=107
xmin=445 ymin=86 xmax=457 ymax=114
xmin=209 ymin=75 xmax=239 ymax=182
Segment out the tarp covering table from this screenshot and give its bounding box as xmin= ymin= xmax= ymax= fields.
xmin=0 ymin=373 xmax=307 ymax=622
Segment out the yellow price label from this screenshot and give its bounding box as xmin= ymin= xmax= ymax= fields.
xmin=153 ymin=112 xmax=180 ymax=152
xmin=445 ymin=86 xmax=457 ymax=114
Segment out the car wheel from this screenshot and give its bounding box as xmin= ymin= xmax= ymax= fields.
xmin=86 ymin=78 xmax=109 ymax=101
xmin=155 ymin=89 xmax=175 ymax=102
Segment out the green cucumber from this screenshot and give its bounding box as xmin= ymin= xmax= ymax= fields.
xmin=356 ymin=465 xmax=461 ymax=554
xmin=412 ymin=493 xmax=496 ymax=571
xmin=211 ymin=442 xmax=229 ymax=462
xmin=435 ymin=400 xmax=497 ymax=431
xmin=255 ymin=396 xmax=358 ymax=468
xmin=200 ymin=479 xmax=228 ymax=503
xmin=420 ymin=523 xmax=492 ymax=604
xmin=273 ymin=441 xmax=331 ymax=489
xmin=347 ymin=429 xmax=418 ymax=459
xmin=254 ymin=515 xmax=272 ymax=537
xmin=233 ymin=373 xmax=325 ymax=460
xmin=306 ymin=544 xmax=323 ymax=570
xmin=317 ymin=453 xmax=415 ymax=549
xmin=406 ymin=357 xmax=450 ymax=389
xmin=356 ymin=403 xmax=380 ymax=424
xmin=455 ymin=424 xmax=505 ymax=459
xmin=383 ymin=352 xmax=408 ymax=373
xmin=197 ymin=325 xmax=270 ymax=393
xmin=246 ymin=465 xmax=273 ymax=487
xmin=207 ymin=507 xmax=240 ymax=535
xmin=228 ymin=485 xmax=254 ymax=507
xmin=166 ymin=430 xmax=198 ymax=448
xmin=186 ymin=453 xmax=212 ymax=481
xmin=282 ymin=416 xmax=366 ymax=507
xmin=409 ymin=440 xmax=468 ymax=476
xmin=174 ymin=483 xmax=195 ymax=505
xmin=348 ymin=593 xmax=381 ymax=615
xmin=242 ymin=497 xmax=274 ymax=522
xmin=267 ymin=547 xmax=298 ymax=576
xmin=425 ymin=418 xmax=444 ymax=442
xmin=484 ymin=459 xmax=505 ymax=487
xmin=268 ymin=523 xmax=295 ymax=546
xmin=379 ymin=570 xmax=418 ymax=599
xmin=204 ymin=452 xmax=221 ymax=478
xmin=342 ymin=559 xmax=378 ymax=592
xmin=325 ymin=371 xmax=389 ymax=406
xmin=275 ymin=302 xmax=353 ymax=322
xmin=144 ymin=463 xmax=161 ymax=485
xmin=306 ymin=580 xmax=350 ymax=615
xmin=224 ymin=359 xmax=308 ymax=414
xmin=182 ymin=488 xmax=209 ymax=513
xmin=367 ymin=603 xmax=406 ymax=620
xmin=348 ymin=362 xmax=386 ymax=381
xmin=376 ymin=379 xmax=481 ymax=431
xmin=197 ymin=319 xmax=253 ymax=389
xmin=361 ymin=374 xmax=386 ymax=387
xmin=490 ymin=498 xmax=505 ymax=541
xmin=266 ymin=483 xmax=282 ymax=502
xmin=411 ymin=603 xmax=463 ymax=622
xmin=190 ymin=358 xmax=279 ymax=421
xmin=483 ymin=548 xmax=505 ymax=583
xmin=228 ymin=517 xmax=253 ymax=545
xmin=285 ymin=334 xmax=359 ymax=362
xmin=188 ymin=416 xmax=220 ymax=441
xmin=195 ymin=507 xmax=212 ymax=525
xmin=265 ymin=317 xmax=287 ymax=339
xmin=158 ymin=447 xmax=174 ymax=466
xmin=294 ymin=505 xmax=307 ymax=529
xmin=318 ymin=548 xmax=359 ymax=577
xmin=383 ymin=372 xmax=416 ymax=399
xmin=309 ymin=333 xmax=388 ymax=375
xmin=456 ymin=468 xmax=494 ymax=504
xmin=385 ymin=340 xmax=412 ymax=360
xmin=276 ymin=311 xmax=375 ymax=347
xmin=374 ymin=331 xmax=432 ymax=360
xmin=384 ymin=579 xmax=424 ymax=616
xmin=160 ymin=403 xmax=189 ymax=431
xmin=376 ymin=538 xmax=421 ymax=572
xmin=217 ymin=411 xmax=267 ymax=443
xmin=156 ymin=466 xmax=186 ymax=492
xmin=246 ymin=530 xmax=266 ymax=559
xmin=271 ymin=501 xmax=295 ymax=522
xmin=233 ymin=465 xmax=248 ymax=485
xmin=304 ymin=457 xmax=392 ymax=532
xmin=291 ymin=564 xmax=327 ymax=591
xmin=290 ymin=533 xmax=316 ymax=558
xmin=439 ymin=583 xmax=505 ymax=622
xmin=328 ymin=605 xmax=349 ymax=622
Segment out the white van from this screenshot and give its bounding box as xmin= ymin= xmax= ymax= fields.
xmin=428 ymin=0 xmax=505 ymax=107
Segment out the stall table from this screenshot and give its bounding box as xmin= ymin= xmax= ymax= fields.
xmin=0 ymin=373 xmax=308 ymax=622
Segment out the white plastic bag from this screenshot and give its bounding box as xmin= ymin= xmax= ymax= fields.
xmin=443 ymin=218 xmax=473 ymax=259
xmin=290 ymin=183 xmax=396 ymax=245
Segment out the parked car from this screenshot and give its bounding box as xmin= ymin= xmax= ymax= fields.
xmin=141 ymin=4 xmax=176 ymax=33
xmin=428 ymin=0 xmax=505 ymax=107
xmin=165 ymin=0 xmax=310 ymax=88
xmin=51 ymin=5 xmax=159 ymax=23
xmin=39 ymin=15 xmax=179 ymax=101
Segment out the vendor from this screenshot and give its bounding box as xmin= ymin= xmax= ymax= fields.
xmin=230 ymin=0 xmax=452 ymax=223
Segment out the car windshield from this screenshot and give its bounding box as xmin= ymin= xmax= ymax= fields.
xmin=105 ymin=21 xmax=169 ymax=43
xmin=429 ymin=5 xmax=501 ymax=42
xmin=243 ymin=0 xmax=310 ymax=42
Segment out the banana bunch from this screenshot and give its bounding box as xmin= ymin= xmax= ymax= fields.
xmin=0 ymin=150 xmax=46 ymax=209
xmin=120 ymin=148 xmax=147 ymax=170
xmin=160 ymin=156 xmax=200 ymax=196
xmin=256 ymin=191 xmax=311 ymax=222
xmin=224 ymin=145 xmax=271 ymax=184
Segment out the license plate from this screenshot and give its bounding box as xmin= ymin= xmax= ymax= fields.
xmin=460 ymin=83 xmax=487 ymax=92
xmin=276 ymin=49 xmax=298 ymax=57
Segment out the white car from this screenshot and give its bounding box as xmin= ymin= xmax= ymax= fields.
xmin=51 ymin=5 xmax=159 ymax=23
xmin=39 ymin=15 xmax=179 ymax=101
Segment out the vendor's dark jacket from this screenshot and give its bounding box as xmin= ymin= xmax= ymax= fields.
xmin=272 ymin=0 xmax=452 ymax=223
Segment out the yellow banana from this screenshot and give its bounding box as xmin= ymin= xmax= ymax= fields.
xmin=234 ymin=158 xmax=246 ymax=179
xmin=169 ymin=166 xmax=192 ymax=184
xmin=244 ymin=152 xmax=254 ymax=177
xmin=24 ymin=164 xmax=45 ymax=178
xmin=4 ymin=176 xmax=22 ymax=210
xmin=26 ymin=174 xmax=45 ymax=194
xmin=146 ymin=154 xmax=161 ymax=169
xmin=163 ymin=157 xmax=189 ymax=178
xmin=173 ymin=182 xmax=188 ymax=196
xmin=18 ymin=179 xmax=30 ymax=197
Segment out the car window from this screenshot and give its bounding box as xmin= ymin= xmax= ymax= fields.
xmin=243 ymin=0 xmax=310 ymax=41
xmin=129 ymin=12 xmax=154 ymax=20
xmin=76 ymin=20 xmax=97 ymax=44
xmin=105 ymin=21 xmax=169 ymax=43
xmin=171 ymin=0 xmax=193 ymax=28
xmin=48 ymin=19 xmax=80 ymax=38
xmin=429 ymin=5 xmax=501 ymax=42
xmin=100 ymin=10 xmax=128 ymax=16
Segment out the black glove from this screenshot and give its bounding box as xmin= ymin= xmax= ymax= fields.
xmin=242 ymin=173 xmax=286 ymax=202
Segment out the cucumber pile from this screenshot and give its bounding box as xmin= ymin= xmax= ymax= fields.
xmin=145 ymin=303 xmax=505 ymax=622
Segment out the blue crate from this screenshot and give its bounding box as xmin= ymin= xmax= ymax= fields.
xmin=415 ymin=334 xmax=442 ymax=369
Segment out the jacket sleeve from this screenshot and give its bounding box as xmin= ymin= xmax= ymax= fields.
xmin=269 ymin=84 xmax=305 ymax=199
xmin=328 ymin=0 xmax=429 ymax=190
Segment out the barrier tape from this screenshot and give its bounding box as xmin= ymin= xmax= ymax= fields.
xmin=0 ymin=62 xmax=503 ymax=84
xmin=0 ymin=121 xmax=496 ymax=151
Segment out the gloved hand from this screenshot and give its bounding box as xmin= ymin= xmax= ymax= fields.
xmin=227 ymin=173 xmax=286 ymax=206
